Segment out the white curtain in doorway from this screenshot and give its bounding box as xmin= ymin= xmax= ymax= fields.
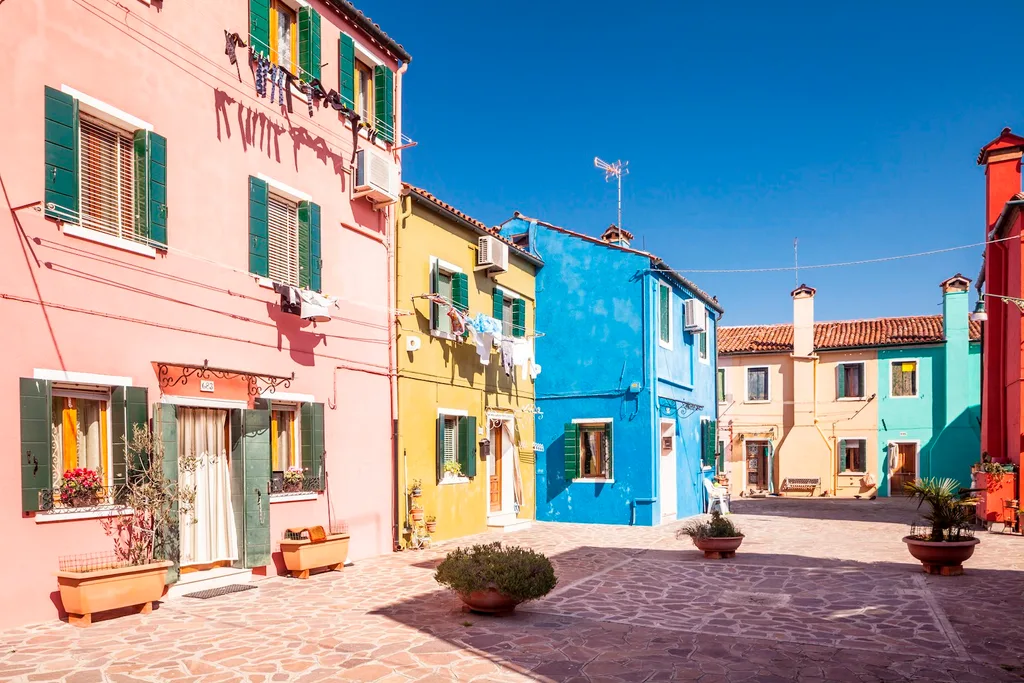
xmin=178 ymin=408 xmax=238 ymax=566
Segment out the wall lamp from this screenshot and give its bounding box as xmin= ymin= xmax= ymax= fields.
xmin=971 ymin=293 xmax=1024 ymax=322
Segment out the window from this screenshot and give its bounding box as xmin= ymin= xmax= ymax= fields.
xmin=717 ymin=368 xmax=727 ymax=403
xmin=271 ymin=407 xmax=299 ymax=472
xmin=79 ymin=115 xmax=137 ymax=243
xmin=434 ymin=270 xmax=454 ymax=335
xmin=891 ymin=360 xmax=918 ymax=397
xmin=837 ymin=362 xmax=865 ymax=399
xmin=355 ymin=60 xmax=375 ymax=122
xmin=269 ymin=0 xmax=298 ymax=71
xmin=501 ymin=297 xmax=514 ymax=337
xmin=747 ymin=367 xmax=770 ymax=402
xmin=436 ymin=413 xmax=477 ymax=481
xmin=698 ymin=330 xmax=708 ymax=361
xmin=659 ymin=283 xmax=671 ymax=347
xmin=442 ymin=416 xmax=458 ymax=466
xmin=267 ymin=193 xmax=299 ymax=286
xmin=579 ymin=424 xmax=611 ymax=479
xmin=51 ymin=389 xmax=111 ymax=502
xmin=493 ymin=288 xmax=526 ymax=338
xmin=838 ymin=439 xmax=867 ymax=473
xmin=430 ymin=260 xmax=467 ymax=337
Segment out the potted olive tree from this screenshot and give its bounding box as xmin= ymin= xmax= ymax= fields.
xmin=677 ymin=510 xmax=744 ymax=559
xmin=56 ymin=425 xmax=195 ymax=627
xmin=435 ymin=542 xmax=557 ymax=615
xmin=903 ymin=478 xmax=979 ymax=575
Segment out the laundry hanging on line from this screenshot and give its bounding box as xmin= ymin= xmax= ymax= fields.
xmin=224 ymin=31 xmax=247 ymax=81
xmin=300 ymin=290 xmax=339 ymax=323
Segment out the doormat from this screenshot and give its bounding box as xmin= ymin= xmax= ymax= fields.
xmin=183 ymin=584 xmax=258 ymax=600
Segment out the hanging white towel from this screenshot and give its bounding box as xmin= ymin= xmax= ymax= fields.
xmin=530 ymin=362 xmax=542 ymax=380
xmin=299 ymin=290 xmax=338 ymax=322
xmin=476 ymin=332 xmax=494 ymax=365
xmin=513 ymin=340 xmax=532 ymax=380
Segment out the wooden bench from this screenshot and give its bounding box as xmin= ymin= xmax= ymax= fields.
xmin=782 ymin=477 xmax=820 ymax=496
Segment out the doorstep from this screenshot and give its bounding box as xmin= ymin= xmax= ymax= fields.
xmin=165 ymin=566 xmax=253 ymax=599
xmin=487 ymin=512 xmax=532 ymax=533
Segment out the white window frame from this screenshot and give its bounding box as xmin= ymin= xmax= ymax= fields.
xmin=50 ymin=384 xmax=115 ymax=488
xmin=571 ymin=417 xmax=614 ymax=483
xmin=717 ymin=367 xmax=727 ymax=404
xmin=745 ymin=366 xmax=771 ymax=403
xmin=837 ymin=436 xmax=869 ymax=475
xmin=495 ymin=285 xmax=523 ymax=338
xmin=257 ymin=173 xmax=312 ymax=203
xmin=836 ymin=361 xmax=867 ymax=401
xmin=888 ymin=358 xmax=920 ymax=399
xmin=698 ymin=325 xmax=710 ymax=364
xmin=429 ymin=257 xmax=463 ymax=341
xmin=658 ymin=282 xmax=672 ymax=349
xmin=437 ymin=408 xmax=470 ymax=484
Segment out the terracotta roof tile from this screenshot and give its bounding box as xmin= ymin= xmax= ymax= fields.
xmin=325 ymin=1 xmax=411 ymax=62
xmin=719 ymin=315 xmax=980 ymax=355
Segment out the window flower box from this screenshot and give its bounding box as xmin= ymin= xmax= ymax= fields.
xmin=56 ymin=560 xmax=172 ymax=627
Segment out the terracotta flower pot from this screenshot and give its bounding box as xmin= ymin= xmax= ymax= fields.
xmin=56 ymin=560 xmax=172 ymax=627
xmin=411 ymin=487 xmax=422 ymax=498
xmin=410 ymin=509 xmax=424 ymax=522
xmin=903 ymin=536 xmax=980 ymax=576
xmin=425 ymin=522 xmax=437 ymax=533
xmin=280 ymin=533 xmax=350 ymax=579
xmin=691 ymin=535 xmax=744 ymax=559
xmin=458 ymin=588 xmax=521 ymax=616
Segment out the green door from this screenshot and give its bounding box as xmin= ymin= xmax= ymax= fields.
xmin=231 ymin=407 xmax=271 ymax=568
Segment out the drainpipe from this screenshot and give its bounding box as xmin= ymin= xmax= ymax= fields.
xmin=391 ymin=194 xmax=413 ymax=549
xmin=630 ymin=497 xmax=657 ymax=525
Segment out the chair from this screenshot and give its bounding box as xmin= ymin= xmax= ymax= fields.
xmin=703 ymin=477 xmax=730 ymax=515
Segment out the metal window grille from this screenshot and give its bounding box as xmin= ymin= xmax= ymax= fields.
xmin=79 ymin=116 xmax=136 ymax=242
xmin=443 ymin=417 xmax=457 ymax=464
xmin=267 ymin=193 xmax=299 ymax=286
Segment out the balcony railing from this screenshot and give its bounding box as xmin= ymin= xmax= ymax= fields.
xmin=39 ymin=486 xmax=130 ymax=514
xmin=269 ymin=472 xmax=322 ymax=496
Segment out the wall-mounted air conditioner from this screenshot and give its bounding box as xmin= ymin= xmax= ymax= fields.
xmin=477 ymin=236 xmax=509 ymax=274
xmin=684 ymin=298 xmax=708 ymax=333
xmin=354 ymin=148 xmax=398 ymax=205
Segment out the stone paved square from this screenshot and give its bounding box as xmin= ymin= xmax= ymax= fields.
xmin=4 ymin=497 xmax=1024 ymax=682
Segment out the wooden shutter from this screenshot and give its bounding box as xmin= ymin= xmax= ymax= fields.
xmin=452 ymin=272 xmax=469 ymax=312
xmin=339 ymin=34 xmax=356 ymax=110
xmin=20 ymin=378 xmax=52 ymax=513
xmin=436 ymin=416 xmax=445 ymax=483
xmin=837 ymin=439 xmax=847 ymax=471
xmin=430 ymin=262 xmax=441 ymax=330
xmin=297 ymin=201 xmax=321 ymax=291
xmin=837 ymin=365 xmax=846 ymax=399
xmin=563 ymin=423 xmax=580 ymax=481
xmin=248 ymin=176 xmax=270 ymax=277
xmin=458 ymin=415 xmax=477 ymax=478
xmin=297 ymin=7 xmax=321 ymax=81
xmin=268 ymin=194 xmax=298 ymax=286
xmin=373 ymin=64 xmax=394 ymax=143
xmin=44 ymin=86 xmax=78 ymax=220
xmin=512 ymin=298 xmax=526 ymax=337
xmin=239 ymin=407 xmax=271 ymax=568
xmin=132 ymin=130 xmax=168 ymax=247
xmin=492 ymin=289 xmax=504 ymax=321
xmin=152 ymin=403 xmax=179 ymax=581
xmin=706 ymin=420 xmax=717 ymax=467
xmin=110 ymin=386 xmax=148 ymax=492
xmin=300 ymin=402 xmax=324 ymax=489
xmin=249 ymin=0 xmax=271 ymax=57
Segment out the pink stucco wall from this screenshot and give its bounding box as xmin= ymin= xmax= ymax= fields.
xmin=0 ymin=0 xmax=402 ymax=629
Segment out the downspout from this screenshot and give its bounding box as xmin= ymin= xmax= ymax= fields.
xmin=392 ymin=193 xmax=413 ymax=549
xmin=976 ymin=255 xmax=986 ymax=461
xmin=632 ymin=268 xmax=655 ymax=523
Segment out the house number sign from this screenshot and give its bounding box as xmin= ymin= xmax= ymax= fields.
xmin=200 ymin=380 xmax=215 ymax=393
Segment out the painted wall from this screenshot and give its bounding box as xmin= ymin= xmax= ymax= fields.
xmin=0 ymin=0 xmax=401 ymax=629
xmin=395 ymin=200 xmax=536 ymax=542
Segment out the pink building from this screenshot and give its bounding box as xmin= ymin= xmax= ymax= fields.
xmin=0 ymin=0 xmax=409 ymax=629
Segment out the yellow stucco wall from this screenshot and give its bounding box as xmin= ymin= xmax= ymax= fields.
xmin=395 ymin=196 xmax=537 ymax=544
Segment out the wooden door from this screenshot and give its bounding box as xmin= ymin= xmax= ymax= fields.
xmin=490 ymin=425 xmax=502 ymax=513
xmin=746 ymin=441 xmax=768 ymax=489
xmin=889 ymin=443 xmax=917 ymax=495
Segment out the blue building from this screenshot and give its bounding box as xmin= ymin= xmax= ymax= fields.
xmin=498 ymin=215 xmax=723 ymax=525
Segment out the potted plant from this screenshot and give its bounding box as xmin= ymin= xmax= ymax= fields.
xmin=434 ymin=542 xmax=557 ymax=615
xmin=59 ymin=468 xmax=103 ymax=508
xmin=283 ymin=466 xmax=304 ymax=493
xmin=425 ymin=515 xmax=437 ymax=534
xmin=409 ymin=479 xmax=423 ymax=498
xmin=443 ymin=461 xmax=463 ymax=478
xmin=677 ymin=510 xmax=744 ymax=559
xmin=58 ymin=425 xmax=192 ymax=627
xmin=903 ymin=478 xmax=980 ymax=576
xmin=410 ymin=504 xmax=425 ymax=523
xmin=280 ymin=526 xmax=350 ymax=579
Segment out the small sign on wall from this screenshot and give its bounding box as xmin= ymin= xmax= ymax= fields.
xmin=200 ymin=380 xmax=215 ymax=393
xmin=534 ymin=443 xmax=544 ymax=452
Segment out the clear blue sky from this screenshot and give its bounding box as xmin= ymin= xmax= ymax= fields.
xmin=363 ymin=0 xmax=1022 ymax=325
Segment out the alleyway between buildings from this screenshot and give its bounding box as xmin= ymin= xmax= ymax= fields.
xmin=3 ymin=498 xmax=1024 ymax=682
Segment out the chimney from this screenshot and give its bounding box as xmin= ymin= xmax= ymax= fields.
xmin=600 ymin=224 xmax=633 ymax=248
xmin=978 ymin=127 xmax=1024 ymax=230
xmin=791 ymin=284 xmax=816 ymax=358
xmin=941 ymin=274 xmax=971 ymax=423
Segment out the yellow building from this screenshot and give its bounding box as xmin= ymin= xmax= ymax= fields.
xmin=395 ymin=185 xmax=541 ymax=544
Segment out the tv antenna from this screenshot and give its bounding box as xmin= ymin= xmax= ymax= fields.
xmin=594 ymin=157 xmax=628 ymax=229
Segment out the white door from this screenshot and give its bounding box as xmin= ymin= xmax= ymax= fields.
xmin=660 ymin=420 xmax=677 ymax=519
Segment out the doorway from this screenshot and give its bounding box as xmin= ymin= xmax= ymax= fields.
xmin=660 ymin=420 xmax=677 ymax=519
xmin=889 ymin=442 xmax=918 ymax=496
xmin=745 ymin=440 xmax=770 ymax=490
xmin=489 ymin=420 xmax=503 ymax=513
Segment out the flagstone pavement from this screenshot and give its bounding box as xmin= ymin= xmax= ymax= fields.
xmin=4 ymin=497 xmax=1024 ymax=682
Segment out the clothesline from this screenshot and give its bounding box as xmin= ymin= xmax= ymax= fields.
xmin=409 ymin=293 xmax=546 ymax=338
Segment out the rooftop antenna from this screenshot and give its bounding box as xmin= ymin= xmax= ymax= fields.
xmin=794 ymin=238 xmax=799 ymax=288
xmin=594 ymin=157 xmax=628 ymax=229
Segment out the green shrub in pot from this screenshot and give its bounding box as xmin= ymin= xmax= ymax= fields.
xmin=434 ymin=542 xmax=557 ymax=603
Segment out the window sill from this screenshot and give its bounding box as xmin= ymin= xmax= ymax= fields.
xmin=257 ymin=276 xmax=275 ymax=290
xmin=658 ymin=341 xmax=673 ymax=350
xmin=270 ymin=492 xmax=319 ymax=503
xmin=745 ymin=400 xmax=771 ymax=405
xmin=838 ymin=472 xmax=867 ymax=477
xmin=572 ymin=478 xmax=614 ymax=484
xmin=837 ymin=397 xmax=867 ymax=402
xmin=890 ymin=395 xmax=919 ymax=400
xmin=35 ymin=506 xmax=134 ymax=523
xmin=430 ymin=329 xmax=459 ymax=342
xmin=63 ymin=224 xmax=158 ymax=258
xmin=439 ymin=475 xmax=469 ymax=485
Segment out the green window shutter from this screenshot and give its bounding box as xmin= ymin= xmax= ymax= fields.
xmin=297 ymin=7 xmax=322 ymax=81
xmin=837 ymin=365 xmax=846 ymax=399
xmin=133 ymin=131 xmax=168 ymax=247
xmin=492 ymin=289 xmax=504 ymax=321
xmin=44 ymin=86 xmax=78 ymax=220
xmin=837 ymin=439 xmax=847 ymax=471
xmin=339 ymin=34 xmax=356 ymax=110
xmin=512 ymin=298 xmax=526 ymax=337
xmin=452 ymin=272 xmax=469 ymax=312
xmin=298 ymin=201 xmax=320 ymax=290
xmin=707 ymin=420 xmax=717 ymax=467
xmin=110 ymin=386 xmax=148 ymax=491
xmin=300 ymin=402 xmax=325 ymax=489
xmin=240 ymin=407 xmax=271 ymax=568
xmin=458 ymin=416 xmax=477 ymax=478
xmin=20 ymin=378 xmax=52 ymax=513
xmin=659 ymin=286 xmax=670 ymax=342
xmin=153 ymin=402 xmax=179 ymax=581
xmin=373 ymin=64 xmax=394 ymax=143
xmin=605 ymin=421 xmax=614 ymax=474
xmin=436 ymin=416 xmax=445 ymax=483
xmin=430 ymin=262 xmax=440 ymax=330
xmin=563 ymin=423 xmax=580 ymax=481
xmin=248 ymin=176 xmax=269 ymax=277
xmin=249 ymin=0 xmax=270 ymax=57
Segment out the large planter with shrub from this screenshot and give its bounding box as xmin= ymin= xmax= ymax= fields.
xmin=903 ymin=477 xmax=980 ymax=576
xmin=678 ymin=511 xmax=744 ymax=559
xmin=57 ymin=560 xmax=172 ymax=627
xmin=280 ymin=533 xmax=350 ymax=579
xmin=435 ymin=542 xmax=557 ymax=616
xmin=903 ymin=537 xmax=979 ymax=576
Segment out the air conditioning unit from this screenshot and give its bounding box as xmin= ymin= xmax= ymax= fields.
xmin=684 ymin=298 xmax=708 ymax=333
xmin=354 ymin=148 xmax=398 ymax=205
xmin=477 ymin=236 xmax=509 ymax=273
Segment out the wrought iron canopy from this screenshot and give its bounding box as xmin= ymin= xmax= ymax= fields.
xmin=657 ymin=397 xmax=704 ymax=419
xmin=157 ymin=360 xmax=294 ymax=397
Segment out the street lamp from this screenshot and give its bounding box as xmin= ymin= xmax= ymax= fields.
xmin=971 ymin=293 xmax=1024 ymax=322
xmin=971 ymin=299 xmax=987 ymax=322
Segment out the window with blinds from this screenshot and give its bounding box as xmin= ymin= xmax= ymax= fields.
xmin=443 ymin=417 xmax=458 ymax=464
xmin=79 ymin=115 xmax=136 ymax=242
xmin=267 ymin=193 xmax=299 ymax=286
